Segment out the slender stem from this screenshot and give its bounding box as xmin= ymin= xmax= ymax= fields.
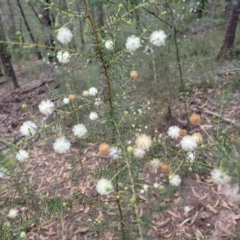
xmin=83 ymin=1 xmax=126 ymax=239
xmin=83 ymin=0 xmax=113 ymax=111
xmin=113 ymin=120 xmax=144 ymax=240
xmin=150 ymin=47 xmax=157 ymax=84
xmin=169 ymin=9 xmax=190 ymax=130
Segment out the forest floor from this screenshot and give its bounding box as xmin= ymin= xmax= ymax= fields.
xmin=0 ymin=58 xmax=240 ymax=240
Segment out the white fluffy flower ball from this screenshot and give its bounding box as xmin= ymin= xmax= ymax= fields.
xmin=16 ymin=150 xmax=29 ymax=161
xmin=126 ymin=35 xmax=141 ymax=53
xmin=153 ymin=183 xmax=159 ymax=188
xmin=57 ymin=50 xmax=71 ymax=64
xmin=150 ymin=30 xmax=167 ymax=47
xmin=143 ymin=184 xmax=149 ymax=191
xmin=20 ymin=121 xmax=37 ymax=137
xmin=186 ymin=152 xmax=196 ymax=163
xmin=184 ymin=206 xmax=191 ymax=213
xmin=169 ymin=174 xmax=182 ymax=186
xmin=72 ymin=124 xmax=87 ymax=138
xmin=105 ymin=40 xmax=114 ymax=50
xmin=8 ymin=209 xmax=18 ymax=218
xmin=56 ymin=27 xmax=73 ymax=44
xmin=89 ymin=112 xmax=98 ymax=120
xmin=96 ymin=178 xmax=113 ymax=195
xmin=211 ymin=169 xmax=231 ymax=185
xmin=167 ymin=126 xmax=180 ymax=139
xmin=109 ymin=146 xmax=122 ymax=159
xmin=135 ymin=134 xmax=152 ymax=151
xmin=38 ymin=100 xmax=55 ymax=116
xmin=95 ymin=98 xmax=102 ymax=106
xmin=53 ymin=137 xmax=71 ymax=154
xmin=180 ymin=135 xmax=197 ymax=151
xmin=133 ymin=148 xmax=146 ymax=158
xmin=63 ymin=98 xmax=70 ymax=104
xmin=89 ymin=87 xmax=98 ymax=96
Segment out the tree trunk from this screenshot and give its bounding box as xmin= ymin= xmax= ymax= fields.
xmin=0 ymin=16 xmax=19 ymax=89
xmin=218 ymin=0 xmax=240 ymax=57
xmin=6 ymin=0 xmax=16 ymax=36
xmin=40 ymin=0 xmax=55 ymax=62
xmin=16 ymin=0 xmax=42 ymax=60
xmin=197 ymin=0 xmax=208 ymax=19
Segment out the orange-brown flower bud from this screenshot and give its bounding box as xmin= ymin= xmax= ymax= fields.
xmin=189 ymin=113 xmax=201 ymax=125
xmin=99 ymin=143 xmax=111 ymax=155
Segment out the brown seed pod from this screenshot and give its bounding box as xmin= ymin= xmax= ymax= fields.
xmin=179 ymin=129 xmax=187 ymax=138
xmin=130 ymin=70 xmax=138 ymax=79
xmin=99 ymin=143 xmax=111 ymax=155
xmin=189 ymin=113 xmax=201 ymax=125
xmin=68 ymin=94 xmax=76 ymax=101
xmin=160 ymin=163 xmax=170 ymax=173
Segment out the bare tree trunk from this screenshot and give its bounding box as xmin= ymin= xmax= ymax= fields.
xmin=16 ymin=0 xmax=42 ymax=60
xmin=0 ymin=16 xmax=19 ymax=89
xmin=197 ymin=0 xmax=208 ymax=19
xmin=6 ymin=0 xmax=16 ymax=36
xmin=218 ymin=0 xmax=240 ymax=57
xmin=40 ymin=0 xmax=55 ymax=62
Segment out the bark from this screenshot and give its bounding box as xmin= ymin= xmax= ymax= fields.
xmin=218 ymin=0 xmax=240 ymax=57
xmin=40 ymin=0 xmax=55 ymax=62
xmin=197 ymin=0 xmax=208 ymax=19
xmin=6 ymin=0 xmax=16 ymax=36
xmin=0 ymin=16 xmax=19 ymax=89
xmin=16 ymin=0 xmax=42 ymax=60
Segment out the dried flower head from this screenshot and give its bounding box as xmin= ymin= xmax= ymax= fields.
xmin=135 ymin=134 xmax=152 ymax=151
xmin=82 ymin=90 xmax=89 ymax=96
xmin=99 ymin=143 xmax=110 ymax=155
xmin=192 ymin=132 xmax=203 ymax=144
xmin=133 ymin=148 xmax=146 ymax=158
xmin=68 ymin=94 xmax=75 ymax=101
xmin=130 ymin=70 xmax=138 ymax=79
xmin=160 ymin=163 xmax=170 ymax=173
xmin=150 ymin=158 xmax=161 ymax=168
xmin=189 ymin=113 xmax=201 ymax=125
xmin=179 ymin=129 xmax=187 ymax=138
